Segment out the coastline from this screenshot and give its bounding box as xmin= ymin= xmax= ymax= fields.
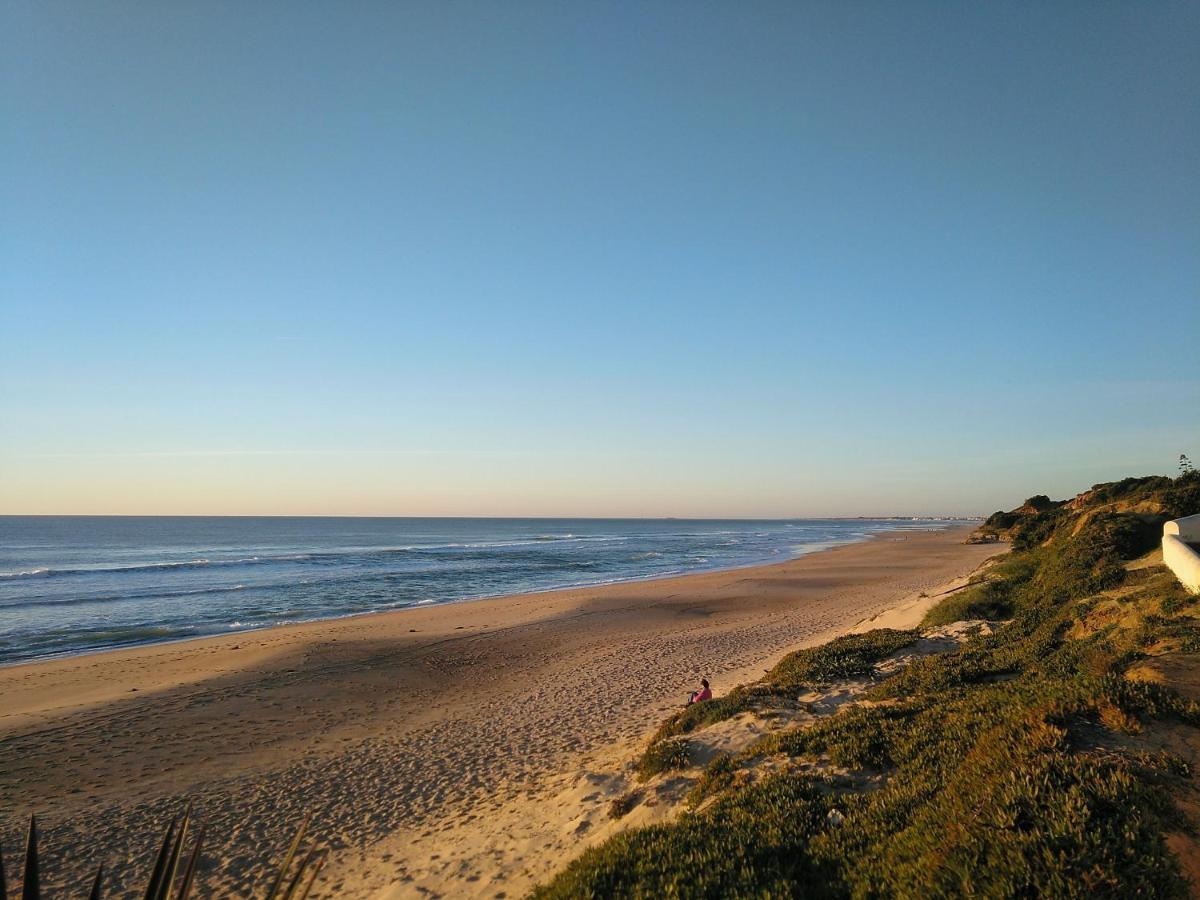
xmin=0 ymin=525 xmax=1000 ymax=897
xmin=0 ymin=518 xmax=959 ymax=669
xmin=0 ymin=524 xmax=950 ymax=687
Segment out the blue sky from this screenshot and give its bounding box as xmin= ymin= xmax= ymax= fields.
xmin=2 ymin=2 xmax=1197 ymax=516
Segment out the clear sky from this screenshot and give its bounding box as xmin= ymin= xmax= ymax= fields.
xmin=2 ymin=2 xmax=1197 ymax=517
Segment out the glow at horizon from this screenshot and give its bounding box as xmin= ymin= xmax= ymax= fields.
xmin=2 ymin=3 xmax=1197 ymax=517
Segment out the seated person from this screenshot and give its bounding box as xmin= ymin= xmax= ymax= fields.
xmin=687 ymin=678 xmax=712 ymax=705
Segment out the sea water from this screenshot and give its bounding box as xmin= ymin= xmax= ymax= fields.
xmin=0 ymin=516 xmax=953 ymax=664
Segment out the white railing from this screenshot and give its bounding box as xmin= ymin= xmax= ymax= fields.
xmin=1163 ymin=514 xmax=1200 ymax=594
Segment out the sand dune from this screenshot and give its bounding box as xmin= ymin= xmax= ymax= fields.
xmin=0 ymin=527 xmax=998 ymax=897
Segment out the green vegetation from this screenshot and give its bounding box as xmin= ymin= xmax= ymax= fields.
xmin=685 ymin=753 xmax=737 ymax=808
xmin=920 ymin=579 xmax=1008 ymax=625
xmin=608 ymin=791 xmax=642 ymax=820
xmin=534 ymin=772 xmax=840 ymax=899
xmin=638 ymin=629 xmax=919 ymax=775
xmin=764 ymin=628 xmax=920 ymax=686
xmin=649 ymin=683 xmax=788 ymax=745
xmin=637 ymin=738 xmax=693 ymax=781
xmin=535 ymin=471 xmax=1200 ymax=899
xmin=1166 ymin=471 xmax=1200 ymax=519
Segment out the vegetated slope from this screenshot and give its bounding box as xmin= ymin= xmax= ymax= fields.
xmin=533 ymin=471 xmax=1200 ymax=899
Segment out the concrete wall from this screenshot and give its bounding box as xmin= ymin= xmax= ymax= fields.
xmin=1165 ymin=514 xmax=1200 ymax=542
xmin=1163 ymin=514 xmax=1200 ymax=594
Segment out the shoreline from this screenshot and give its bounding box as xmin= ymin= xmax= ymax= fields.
xmin=0 ymin=524 xmax=1000 ymax=897
xmin=0 ymin=525 xmax=940 ymax=672
xmin=0 ymin=524 xmax=945 ymax=673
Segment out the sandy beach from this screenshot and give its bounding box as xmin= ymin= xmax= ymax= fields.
xmin=0 ymin=526 xmax=999 ymax=897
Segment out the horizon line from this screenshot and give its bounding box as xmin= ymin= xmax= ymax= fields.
xmin=0 ymin=512 xmax=985 ymax=521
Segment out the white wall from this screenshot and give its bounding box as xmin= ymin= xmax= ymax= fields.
xmin=1165 ymin=514 xmax=1200 ymax=542
xmin=1163 ymin=514 xmax=1200 ymax=595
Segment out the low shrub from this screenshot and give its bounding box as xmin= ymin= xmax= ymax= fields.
xmin=766 ymin=629 xmax=920 ymax=687
xmin=607 ymin=790 xmax=641 ymax=820
xmin=1159 ymin=582 xmax=1195 ymax=616
xmin=923 ymin=553 xmax=1039 ymax=627
xmin=1034 ymin=512 xmax=1158 ymax=600
xmin=1086 ymin=475 xmax=1174 ymax=506
xmin=1164 ymin=471 xmax=1200 ymax=519
xmin=637 ymin=738 xmax=692 ymax=781
xmin=984 ymin=509 xmax=1019 ymax=530
xmin=922 ymin=580 xmax=1011 ymax=626
xmin=1011 ymin=507 xmax=1067 ymax=551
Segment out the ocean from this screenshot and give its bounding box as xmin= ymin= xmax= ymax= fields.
xmin=0 ymin=516 xmax=953 ymax=665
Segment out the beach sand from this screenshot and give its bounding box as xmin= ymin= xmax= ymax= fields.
xmin=0 ymin=526 xmax=999 ymax=897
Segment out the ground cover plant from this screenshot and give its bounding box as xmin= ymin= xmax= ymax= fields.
xmin=643 ymin=629 xmax=920 ymax=758
xmin=534 ymin=470 xmax=1200 ymax=899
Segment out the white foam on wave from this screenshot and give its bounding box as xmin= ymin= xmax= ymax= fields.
xmin=0 ymin=567 xmax=50 ymax=578
xmin=0 ymin=553 xmax=320 ymax=580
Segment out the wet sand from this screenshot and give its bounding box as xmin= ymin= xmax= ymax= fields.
xmin=0 ymin=526 xmax=998 ymax=897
